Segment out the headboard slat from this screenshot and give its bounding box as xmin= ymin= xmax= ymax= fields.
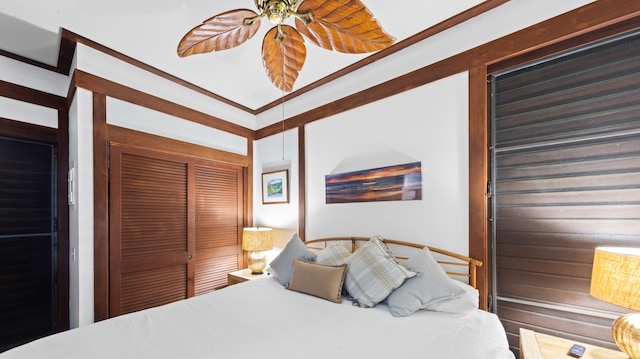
xmin=304 ymin=237 xmax=483 ymax=289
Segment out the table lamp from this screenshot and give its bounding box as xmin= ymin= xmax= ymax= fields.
xmin=242 ymin=227 xmax=273 ymax=274
xmin=590 ymin=247 xmax=640 ymax=359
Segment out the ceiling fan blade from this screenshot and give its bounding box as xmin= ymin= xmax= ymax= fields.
xmin=177 ymin=9 xmax=261 ymax=57
xmin=262 ymin=25 xmax=307 ymax=92
xmin=294 ymin=0 xmax=395 ymax=53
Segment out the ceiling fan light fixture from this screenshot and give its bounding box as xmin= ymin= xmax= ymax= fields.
xmin=266 ymin=0 xmax=288 ymax=24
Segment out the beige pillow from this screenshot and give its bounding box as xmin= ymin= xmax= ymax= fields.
xmin=288 ymin=259 xmax=347 ymax=303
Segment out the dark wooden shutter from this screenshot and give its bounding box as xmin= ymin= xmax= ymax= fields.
xmin=492 ymin=30 xmax=640 ymax=353
xmin=193 ymin=163 xmax=243 ymax=296
xmin=0 ymin=137 xmax=56 ymax=351
xmin=110 ymin=145 xmax=189 ymax=316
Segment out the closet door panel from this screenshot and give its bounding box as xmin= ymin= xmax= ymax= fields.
xmin=193 ymin=163 xmax=243 ymax=294
xmin=109 ymin=145 xmax=190 ymax=317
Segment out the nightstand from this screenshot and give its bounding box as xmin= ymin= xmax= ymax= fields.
xmin=519 ymin=328 xmax=627 ymax=359
xmin=227 ymin=268 xmax=270 ymax=286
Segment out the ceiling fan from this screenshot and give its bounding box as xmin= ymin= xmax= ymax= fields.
xmin=177 ymin=0 xmax=395 ymax=92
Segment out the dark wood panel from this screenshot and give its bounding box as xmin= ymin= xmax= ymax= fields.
xmin=120 ymin=154 xmax=188 ymax=258
xmin=194 ymin=164 xmax=242 ymax=250
xmin=120 ymin=265 xmax=187 ymax=314
xmin=194 ymin=255 xmax=238 ymax=296
xmin=193 ymin=159 xmax=243 ymax=297
xmin=109 ymin=145 xmax=190 ymax=317
xmin=496 ymin=231 xmax=639 ymax=248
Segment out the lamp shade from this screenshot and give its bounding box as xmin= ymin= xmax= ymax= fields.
xmin=242 ymin=227 xmax=273 ymax=252
xmin=590 ymin=247 xmax=640 ymax=311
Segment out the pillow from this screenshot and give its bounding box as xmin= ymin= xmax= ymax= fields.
xmin=344 ymin=236 xmax=416 ymax=308
xmin=267 ymin=233 xmax=317 ymax=287
xmin=315 ymin=243 xmax=351 ymax=266
xmin=288 ymin=260 xmax=347 ymax=303
xmin=386 ymin=247 xmax=465 ymax=317
xmin=423 ymin=280 xmax=479 ymax=313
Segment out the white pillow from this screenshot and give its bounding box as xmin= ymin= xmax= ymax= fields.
xmin=386 ymin=247 xmax=465 ymax=317
xmin=423 ymin=280 xmax=479 ymax=313
xmin=344 ymin=236 xmax=416 ymax=308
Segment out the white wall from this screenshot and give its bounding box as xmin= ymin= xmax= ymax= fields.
xmin=303 ymin=73 xmax=469 ymax=255
xmin=67 ymin=88 xmax=95 ymax=327
xmin=252 ymin=128 xmax=299 ymax=250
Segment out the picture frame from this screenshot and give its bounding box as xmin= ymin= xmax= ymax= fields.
xmin=325 ymin=161 xmax=422 ymax=204
xmin=262 ymin=169 xmax=289 ymax=204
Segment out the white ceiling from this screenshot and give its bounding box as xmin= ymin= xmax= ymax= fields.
xmin=0 ymin=0 xmax=486 ymax=111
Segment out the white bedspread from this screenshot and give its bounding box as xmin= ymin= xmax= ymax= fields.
xmin=1 ymin=278 xmax=514 ymax=359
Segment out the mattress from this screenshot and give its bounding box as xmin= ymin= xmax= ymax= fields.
xmin=1 ymin=277 xmax=514 ymax=358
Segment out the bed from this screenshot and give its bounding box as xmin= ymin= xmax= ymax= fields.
xmin=0 ymin=235 xmax=515 ymax=359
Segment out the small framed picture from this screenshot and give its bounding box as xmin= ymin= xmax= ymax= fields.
xmin=262 ymin=169 xmax=289 ymax=204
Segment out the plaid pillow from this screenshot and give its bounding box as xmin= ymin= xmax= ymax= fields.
xmin=344 ymin=236 xmax=416 ymax=308
xmin=315 ymin=243 xmax=351 ymax=266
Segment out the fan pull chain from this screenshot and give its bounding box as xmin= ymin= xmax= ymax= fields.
xmin=281 ymin=42 xmax=285 ymax=161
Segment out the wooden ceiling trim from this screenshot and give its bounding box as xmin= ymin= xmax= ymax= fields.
xmin=61 ymin=30 xmax=254 ymax=115
xmin=257 ymin=0 xmax=640 ymax=140
xmin=0 ymin=79 xmax=66 ymax=110
xmin=73 ymin=70 xmax=254 ymax=140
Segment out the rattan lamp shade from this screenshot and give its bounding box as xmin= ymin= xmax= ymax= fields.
xmin=242 ymin=227 xmax=273 ymax=252
xmin=590 ymin=247 xmax=640 ymax=359
xmin=242 ymin=227 xmax=273 ymax=274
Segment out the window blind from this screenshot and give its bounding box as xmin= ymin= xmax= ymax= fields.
xmin=491 ymin=30 xmax=640 ymax=353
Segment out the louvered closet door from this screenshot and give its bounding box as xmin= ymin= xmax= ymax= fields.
xmin=491 ymin=30 xmax=640 ymax=353
xmin=109 ymin=144 xmax=244 ymax=317
xmin=109 ymin=145 xmax=190 ymax=316
xmin=193 ymin=162 xmax=243 ymax=295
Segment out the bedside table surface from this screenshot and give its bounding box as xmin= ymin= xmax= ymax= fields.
xmin=520 ymin=328 xmax=627 ymax=359
xmin=229 ymin=268 xmax=269 ymax=280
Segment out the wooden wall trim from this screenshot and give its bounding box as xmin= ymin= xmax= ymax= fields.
xmin=0 ymin=117 xmax=57 ymax=143
xmin=73 ymin=70 xmax=254 ymax=140
xmin=468 ymin=66 xmax=490 ymax=311
xmin=93 ymin=93 xmax=110 ymax=322
xmin=0 ymin=80 xmax=66 ymax=110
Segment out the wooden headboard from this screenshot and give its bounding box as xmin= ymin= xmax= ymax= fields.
xmin=305 ymin=237 xmax=483 ymax=289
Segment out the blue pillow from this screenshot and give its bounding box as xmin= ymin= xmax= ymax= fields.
xmin=386 ymin=247 xmax=465 ymax=317
xmin=267 ymin=233 xmax=317 ymax=287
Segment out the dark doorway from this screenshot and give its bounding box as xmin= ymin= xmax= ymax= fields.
xmin=0 ymin=136 xmax=57 ymax=352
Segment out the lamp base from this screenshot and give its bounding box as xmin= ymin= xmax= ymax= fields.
xmin=247 ymin=251 xmax=267 ymax=275
xmin=612 ymin=312 xmax=640 ymax=359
